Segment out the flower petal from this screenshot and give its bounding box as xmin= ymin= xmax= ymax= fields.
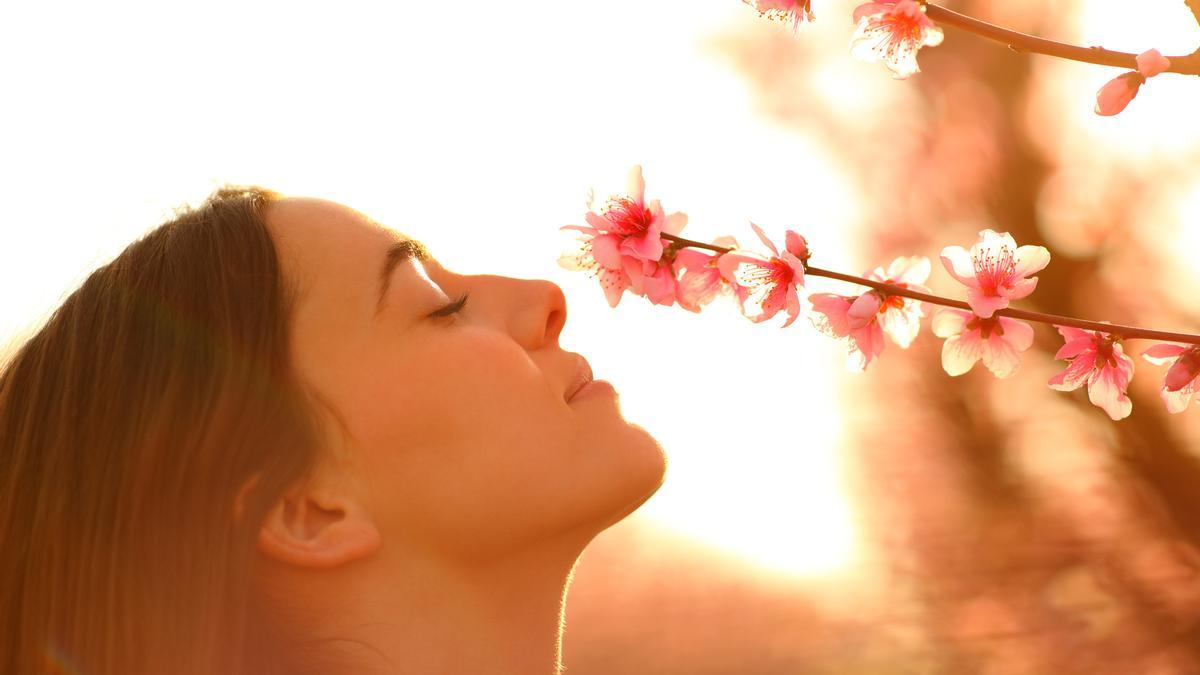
xmin=621 ymin=231 xmax=664 ymax=262
xmin=780 ymin=285 xmax=802 ymax=328
xmin=1142 ymin=343 xmax=1189 ymax=364
xmin=1048 ymin=357 xmax=1093 ymax=392
xmin=889 ymin=255 xmax=932 ymax=285
xmin=847 ymin=292 xmax=882 ymax=329
xmin=1136 ymin=49 xmax=1170 ymax=78
xmin=1003 ymin=277 xmax=1038 ymax=302
xmin=922 ymin=24 xmax=944 ymax=48
xmin=1087 ymin=366 xmax=1133 ymax=420
xmin=1012 ymin=245 xmax=1050 ymax=278
xmin=941 ymin=332 xmax=983 ymax=376
xmin=780 ymin=250 xmax=807 ymax=287
xmin=879 ymin=304 xmax=922 ymax=348
xmin=981 ymin=332 xmax=1021 ymax=379
xmin=598 ymin=267 xmax=629 ymax=307
xmin=996 ymin=317 xmax=1035 ymax=352
xmin=784 ymin=230 xmax=809 ymax=260
xmin=1095 ymin=72 xmax=1142 ymax=117
xmin=1055 ymin=337 xmax=1094 ymax=361
xmin=1164 ymin=359 xmax=1200 ymax=392
xmin=931 ymin=308 xmax=971 ymax=338
xmin=626 ymin=165 xmax=646 ymax=204
xmin=585 ymin=211 xmax=612 ymax=232
xmin=749 ymin=221 xmax=780 ymax=257
xmin=974 ymin=229 xmax=1016 ymax=254
xmin=966 ymin=287 xmax=1009 ymax=318
xmin=1162 ymin=383 xmax=1196 ymax=414
xmin=717 ymin=252 xmax=766 ymax=283
xmin=672 ymin=248 xmax=710 ymax=269
xmin=641 ymin=265 xmax=677 ymax=306
xmin=1056 ymin=325 xmax=1092 ymax=343
xmin=661 ymin=211 xmax=688 ymax=236
xmin=591 ymin=233 xmax=624 ymax=269
xmin=852 ymin=2 xmax=892 ymax=22
xmin=939 ymin=246 xmax=979 ymax=288
xmin=809 ymin=293 xmax=853 ymax=337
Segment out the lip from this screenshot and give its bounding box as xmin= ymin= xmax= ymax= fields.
xmin=565 ymin=356 xmax=594 ymax=403
xmin=570 ymin=379 xmax=614 ymax=401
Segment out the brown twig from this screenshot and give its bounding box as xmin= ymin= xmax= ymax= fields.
xmin=923 ymin=3 xmax=1200 ymax=76
xmin=1188 ymin=0 xmax=1200 ymax=29
xmin=660 ymin=233 xmax=1200 ymax=345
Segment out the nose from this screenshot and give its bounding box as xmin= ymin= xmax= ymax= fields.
xmin=510 ymin=279 xmax=567 ymax=350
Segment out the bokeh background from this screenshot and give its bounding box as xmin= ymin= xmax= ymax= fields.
xmin=4 ymin=1 xmax=1200 ymax=672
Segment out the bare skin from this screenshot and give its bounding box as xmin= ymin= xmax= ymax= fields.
xmin=251 ymin=197 xmax=666 ymax=674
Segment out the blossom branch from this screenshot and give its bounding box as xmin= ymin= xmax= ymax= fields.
xmin=1188 ymin=0 xmax=1200 ymax=28
xmin=922 ymin=3 xmax=1200 ymax=76
xmin=661 ymin=233 xmax=1200 ymax=345
xmin=570 ymin=167 xmax=1200 ymax=419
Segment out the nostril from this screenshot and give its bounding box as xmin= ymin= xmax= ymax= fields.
xmin=542 ymin=281 xmax=567 ymax=343
xmin=545 ymin=307 xmax=565 ymax=343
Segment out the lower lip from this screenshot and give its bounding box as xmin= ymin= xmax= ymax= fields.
xmin=569 ymin=379 xmax=615 ymax=402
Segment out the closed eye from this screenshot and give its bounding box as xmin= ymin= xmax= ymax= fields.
xmin=426 ymin=292 xmax=469 ymax=319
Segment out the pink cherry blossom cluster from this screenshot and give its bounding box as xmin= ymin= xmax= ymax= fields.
xmin=744 ymin=0 xmax=942 ymax=79
xmin=740 ymin=0 xmax=1194 ymax=115
xmin=560 ymin=167 xmax=1200 ymax=421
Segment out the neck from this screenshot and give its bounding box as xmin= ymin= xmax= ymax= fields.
xmin=271 ymin=538 xmax=585 ymax=675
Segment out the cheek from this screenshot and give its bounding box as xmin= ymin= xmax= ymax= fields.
xmin=342 ymin=327 xmax=592 ymax=554
xmin=384 ymin=327 xmax=562 ymax=445
xmin=349 ymin=327 xmax=572 ymax=488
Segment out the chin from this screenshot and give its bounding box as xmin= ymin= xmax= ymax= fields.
xmin=552 ymin=422 xmax=666 ymax=545
xmin=598 ymin=423 xmax=667 ymax=529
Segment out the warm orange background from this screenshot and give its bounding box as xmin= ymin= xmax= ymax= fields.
xmin=4 ymin=1 xmax=1200 ymax=672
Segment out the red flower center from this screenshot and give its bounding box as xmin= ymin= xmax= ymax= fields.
xmin=881 ymin=11 xmax=926 ymax=41
xmin=972 ymin=247 xmax=1017 ymax=295
xmin=878 ymin=295 xmax=906 ymax=313
xmin=769 ymin=258 xmax=794 ymax=284
xmin=603 ymin=197 xmax=654 ymax=236
xmin=1093 ymin=337 xmax=1119 ymax=369
xmin=966 ymin=315 xmax=1004 ymax=339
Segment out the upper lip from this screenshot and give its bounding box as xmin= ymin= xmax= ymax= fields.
xmin=565 ymin=355 xmax=594 ymax=402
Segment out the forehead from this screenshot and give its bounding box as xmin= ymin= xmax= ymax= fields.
xmin=264 ymin=196 xmax=402 ymax=297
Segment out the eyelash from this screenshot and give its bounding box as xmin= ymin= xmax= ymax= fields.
xmin=427 ymin=292 xmax=469 ymax=319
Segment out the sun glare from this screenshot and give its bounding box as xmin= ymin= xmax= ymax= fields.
xmin=0 ymin=0 xmax=860 ymax=578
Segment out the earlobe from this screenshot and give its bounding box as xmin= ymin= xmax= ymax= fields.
xmin=257 ymin=490 xmax=382 ymax=569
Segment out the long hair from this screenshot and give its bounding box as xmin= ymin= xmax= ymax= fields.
xmin=0 ymin=186 xmax=326 ymax=674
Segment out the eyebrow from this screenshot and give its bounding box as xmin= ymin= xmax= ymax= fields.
xmin=376 ymin=238 xmax=430 ymax=316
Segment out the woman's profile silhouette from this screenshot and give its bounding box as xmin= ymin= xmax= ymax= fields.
xmin=0 ymin=186 xmax=666 ymax=674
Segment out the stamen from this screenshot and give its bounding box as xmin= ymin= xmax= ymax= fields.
xmin=602 ymin=197 xmax=653 ymax=236
xmin=972 ymin=246 xmax=1018 ymax=293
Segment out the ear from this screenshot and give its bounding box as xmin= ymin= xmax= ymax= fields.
xmin=257 ymin=484 xmax=382 ymax=569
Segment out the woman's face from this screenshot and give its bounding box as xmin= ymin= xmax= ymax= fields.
xmin=265 ymin=197 xmax=665 ymax=561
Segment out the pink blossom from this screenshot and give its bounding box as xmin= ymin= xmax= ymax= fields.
xmin=1048 ymin=326 xmax=1135 ymax=421
xmin=582 ymin=165 xmax=688 ymax=263
xmin=626 ymin=257 xmax=678 ymax=307
xmin=1095 ymin=49 xmax=1171 ymax=117
xmin=864 ymin=255 xmax=931 ymax=348
xmin=940 ymin=229 xmax=1050 ymax=319
xmin=559 ymin=165 xmax=687 ymax=307
xmin=931 ymin=310 xmax=1034 ymax=379
xmin=672 ymin=236 xmax=738 ymax=313
xmin=717 ymin=223 xmax=808 ymax=327
xmin=744 ymin=0 xmax=814 ymax=31
xmin=557 ymin=233 xmax=636 ymax=307
xmin=809 ymin=292 xmax=886 ymax=372
xmin=850 ymin=1 xmax=944 ymax=79
xmin=1142 ymin=343 xmax=1200 ymax=413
